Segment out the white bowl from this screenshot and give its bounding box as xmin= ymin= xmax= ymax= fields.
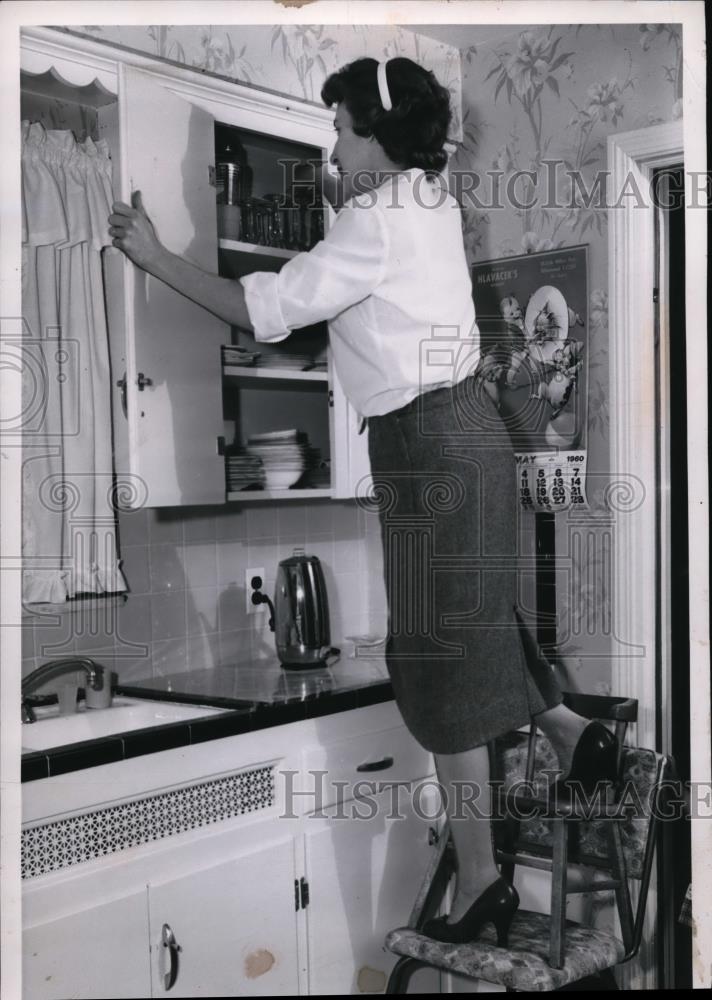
xmin=264 ymin=468 xmax=304 ymax=489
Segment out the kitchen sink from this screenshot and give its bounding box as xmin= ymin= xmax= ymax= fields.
xmin=21 ymin=696 xmax=227 ymax=753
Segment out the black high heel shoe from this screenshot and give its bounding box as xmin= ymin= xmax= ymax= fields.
xmin=550 ymin=720 xmax=619 ymax=803
xmin=422 ymin=876 xmax=519 ymax=947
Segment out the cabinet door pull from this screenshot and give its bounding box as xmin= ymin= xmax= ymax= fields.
xmin=161 ymin=922 xmax=181 ymax=991
xmin=116 ymin=372 xmax=128 ymax=419
xmin=356 ymin=755 xmax=394 ymax=772
xmin=137 ymin=372 xmax=153 ymax=391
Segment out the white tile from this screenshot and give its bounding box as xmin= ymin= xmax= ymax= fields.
xmin=330 ymin=572 xmax=366 ymax=622
xmin=306 ymin=500 xmax=333 ymax=535
xmin=73 ymin=609 xmax=119 ymax=652
xmin=148 ymin=509 xmax=184 ymax=544
xmin=152 ymin=638 xmax=188 ymax=676
xmin=277 ymin=502 xmax=307 ymax=538
xmin=251 ymin=623 xmax=277 ymax=663
xmin=332 ymin=536 xmax=364 ymax=571
xmin=246 ymin=505 xmax=280 ymax=539
xmin=216 ymin=540 xmax=248 ymax=586
xmin=218 ymin=629 xmax=252 ymax=666
xmin=184 ymin=542 xmax=217 ymax=590
xmin=151 ymin=592 xmax=187 ymax=641
xmin=33 ymin=616 xmax=76 ymax=661
xmin=331 ymin=500 xmax=360 ymax=538
xmin=216 ymin=582 xmax=249 ymax=632
xmin=246 ymin=538 xmax=280 ymax=582
xmin=116 ymin=597 xmax=152 ymax=646
xmin=112 ymin=655 xmax=153 ymax=684
xmin=118 ymin=508 xmax=149 ymax=546
xmin=120 ymin=545 xmax=151 ymax=595
xmin=149 ymin=544 xmax=186 ymax=593
xmin=187 ymin=633 xmax=219 ymax=671
xmin=215 ymin=508 xmax=248 ymax=541
xmin=182 ymin=509 xmax=217 ymax=543
xmin=186 ymin=587 xmax=220 ymax=636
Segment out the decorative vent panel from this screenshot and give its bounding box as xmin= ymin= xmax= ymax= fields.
xmin=22 ymin=765 xmax=274 ymax=880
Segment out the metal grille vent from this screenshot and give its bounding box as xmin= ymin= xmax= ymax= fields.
xmin=22 ymin=764 xmax=275 ymax=880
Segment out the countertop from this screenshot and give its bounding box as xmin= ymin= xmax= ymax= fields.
xmin=21 ymin=655 xmax=394 ymax=783
xmin=117 ymin=656 xmax=390 ymax=707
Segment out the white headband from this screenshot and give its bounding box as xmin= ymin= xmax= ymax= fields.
xmin=377 ymin=60 xmax=392 ymax=111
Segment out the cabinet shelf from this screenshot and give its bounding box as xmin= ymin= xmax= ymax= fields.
xmin=223 ymin=364 xmax=329 ymax=384
xmin=227 ymin=487 xmax=331 ymax=502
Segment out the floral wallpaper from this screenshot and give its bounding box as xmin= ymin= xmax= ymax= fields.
xmin=65 ymin=23 xmax=462 ymax=136
xmin=451 ymin=23 xmax=682 ymax=691
xmin=54 ymin=21 xmax=682 ymax=694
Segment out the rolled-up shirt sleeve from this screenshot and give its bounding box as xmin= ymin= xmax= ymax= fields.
xmin=240 ymin=198 xmax=389 ymax=343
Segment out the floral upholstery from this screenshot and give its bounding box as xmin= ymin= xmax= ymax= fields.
xmin=490 ymin=734 xmax=661 ymax=878
xmin=386 ymin=911 xmax=625 ymax=992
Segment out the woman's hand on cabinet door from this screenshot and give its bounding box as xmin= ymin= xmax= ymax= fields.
xmin=109 ymin=191 xmax=163 ymax=270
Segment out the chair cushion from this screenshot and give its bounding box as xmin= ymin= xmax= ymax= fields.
xmin=385 ymin=910 xmax=625 ymax=992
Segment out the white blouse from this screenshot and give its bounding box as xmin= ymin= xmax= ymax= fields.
xmin=240 ymin=168 xmax=479 ymax=418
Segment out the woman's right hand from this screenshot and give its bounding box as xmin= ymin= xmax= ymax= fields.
xmin=109 ymin=190 xmax=163 ymax=270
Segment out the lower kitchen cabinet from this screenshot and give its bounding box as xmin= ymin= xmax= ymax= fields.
xmin=304 ymin=784 xmax=442 ymax=994
xmin=23 ymin=890 xmax=151 ymax=1000
xmin=22 ymin=704 xmax=439 ymax=997
xmin=147 ymin=835 xmax=300 ymax=997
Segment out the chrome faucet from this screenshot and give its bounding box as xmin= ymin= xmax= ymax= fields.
xmin=22 ymin=658 xmax=106 ymax=723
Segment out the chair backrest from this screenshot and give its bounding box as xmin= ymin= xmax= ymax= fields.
xmin=491 ymin=734 xmax=670 ymax=874
xmin=490 ymin=732 xmax=675 ymax=956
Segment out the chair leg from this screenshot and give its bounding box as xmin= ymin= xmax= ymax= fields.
xmin=385 ymin=957 xmax=423 ymax=994
xmin=550 ymin=818 xmax=568 ymax=969
xmin=605 ymin=819 xmax=634 ymax=952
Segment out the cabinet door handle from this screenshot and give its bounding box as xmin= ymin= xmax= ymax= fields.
xmin=356 ymin=755 xmax=394 ymax=772
xmin=116 ymin=372 xmax=128 ymax=419
xmin=161 ymin=922 xmax=181 ymax=991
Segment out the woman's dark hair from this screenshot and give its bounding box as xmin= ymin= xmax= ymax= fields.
xmin=321 ymin=57 xmax=452 ymax=175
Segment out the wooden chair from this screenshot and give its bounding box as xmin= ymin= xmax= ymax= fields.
xmin=384 ymin=695 xmax=675 ymax=992
xmin=493 ymin=692 xmax=639 ymax=969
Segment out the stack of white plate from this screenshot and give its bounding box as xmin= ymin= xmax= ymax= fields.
xmin=222 ymin=344 xmax=261 ymax=367
xmin=246 ymin=429 xmax=309 ymax=489
xmin=226 ymin=450 xmax=265 ymax=491
xmin=259 ymin=353 xmax=314 ymax=371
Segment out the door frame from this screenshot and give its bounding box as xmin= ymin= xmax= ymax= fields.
xmin=608 ymin=121 xmax=710 ymax=989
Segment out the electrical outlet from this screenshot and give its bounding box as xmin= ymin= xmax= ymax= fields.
xmin=245 ymin=567 xmax=266 ymax=616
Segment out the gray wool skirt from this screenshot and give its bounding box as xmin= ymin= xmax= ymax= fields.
xmin=366 ymin=373 xmax=562 ymax=755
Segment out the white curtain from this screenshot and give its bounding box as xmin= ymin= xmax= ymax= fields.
xmin=21 ymin=120 xmax=127 ymax=603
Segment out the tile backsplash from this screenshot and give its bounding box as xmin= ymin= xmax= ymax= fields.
xmin=22 ymin=500 xmax=387 ymax=686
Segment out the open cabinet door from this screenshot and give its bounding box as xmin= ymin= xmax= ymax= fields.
xmin=107 ymin=64 xmax=228 ymax=507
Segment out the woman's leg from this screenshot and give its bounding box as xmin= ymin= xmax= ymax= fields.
xmin=434 ymin=745 xmax=500 ymax=923
xmin=532 ymin=703 xmax=589 ymax=779
xmin=513 ymin=609 xmax=592 ymax=779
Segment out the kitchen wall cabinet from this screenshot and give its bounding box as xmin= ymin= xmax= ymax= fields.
xmin=22 ymin=701 xmax=438 ymax=997
xmin=20 ymin=27 xmax=372 ymax=508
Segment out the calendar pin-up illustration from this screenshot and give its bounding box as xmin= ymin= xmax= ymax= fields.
xmin=471 ymin=246 xmax=589 ymax=512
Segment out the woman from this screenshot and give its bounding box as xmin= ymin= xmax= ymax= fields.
xmin=109 ymin=56 xmax=617 ymax=947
